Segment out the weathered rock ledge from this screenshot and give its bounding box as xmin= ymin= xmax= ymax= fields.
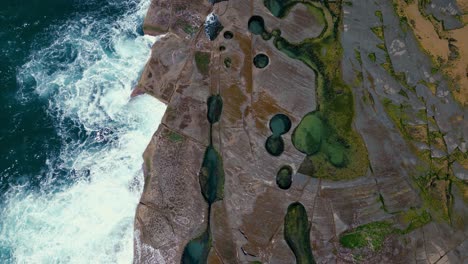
xmin=134 ymin=0 xmax=467 ymax=263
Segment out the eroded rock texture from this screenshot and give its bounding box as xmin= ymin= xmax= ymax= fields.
xmin=134 ymin=0 xmax=467 ymax=263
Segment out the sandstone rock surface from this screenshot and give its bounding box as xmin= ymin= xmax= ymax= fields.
xmin=134 ymin=0 xmax=467 ymax=263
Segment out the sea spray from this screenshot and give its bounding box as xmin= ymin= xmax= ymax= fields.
xmin=0 ymin=0 xmax=166 ymax=262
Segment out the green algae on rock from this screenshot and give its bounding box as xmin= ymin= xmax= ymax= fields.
xmin=202 ymin=95 xmax=225 ymax=204
xmin=261 ymin=0 xmax=369 ymax=180
xmin=292 ymin=112 xmax=324 ymax=155
xmin=195 ymin=51 xmax=211 ymax=76
xmin=199 ymin=145 xmax=225 ymax=204
xmin=265 ymin=135 xmax=285 ymax=156
xmin=184 ymin=92 xmax=225 ymax=261
xmin=181 ymin=229 xmax=211 ymax=264
xmin=322 ymin=140 xmax=347 ymax=167
xmin=339 ymin=209 xmax=432 ymax=252
xmin=293 ymin=112 xmax=349 ymax=168
xmin=339 ymin=221 xmax=394 ymax=251
xmin=167 ymin=130 xmax=184 ymax=143
xmin=207 ymin=95 xmax=223 ymax=124
xmin=276 ymin=165 xmax=293 ymax=189
xmin=284 ymin=202 xmax=316 ymax=264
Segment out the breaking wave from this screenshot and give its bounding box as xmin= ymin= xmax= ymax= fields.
xmin=0 ymin=0 xmax=165 ymax=262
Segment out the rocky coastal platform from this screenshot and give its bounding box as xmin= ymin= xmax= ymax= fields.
xmin=133 ymin=0 xmax=467 ymax=263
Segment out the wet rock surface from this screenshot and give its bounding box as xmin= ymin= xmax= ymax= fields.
xmin=134 ymin=0 xmax=467 ymax=263
xmin=204 ymin=13 xmax=224 ymax=41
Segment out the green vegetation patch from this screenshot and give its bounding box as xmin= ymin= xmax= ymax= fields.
xmin=398 ymin=88 xmax=409 ymax=99
xmin=292 ymin=112 xmax=325 ymax=156
xmin=381 ymin=98 xmax=411 ymax=140
xmin=199 ymin=146 xmax=225 ymax=204
xmin=265 ymin=135 xmax=285 ymax=156
xmin=284 ymin=202 xmax=316 ymax=264
xmin=375 ymin=10 xmax=383 ymax=23
xmin=371 ymin=26 xmax=385 ymax=41
xmin=162 ymin=127 xmax=185 ymax=143
xmin=267 ymin=0 xmax=368 ymax=180
xmin=368 ymin=52 xmax=376 ymax=62
xmin=451 ymin=148 xmax=467 ymax=167
xmin=183 ymin=24 xmax=197 ymax=35
xmin=276 ymin=165 xmax=293 ymax=189
xmin=194 ymin=51 xmax=210 ymax=76
xmin=207 ymin=95 xmax=223 ymax=124
xmin=340 ymin=210 xmax=432 ymax=252
xmin=307 ymin=4 xmax=327 ymax=37
xmin=376 ymin=43 xmax=386 ymax=51
xmin=400 ymin=208 xmax=432 ymax=233
xmin=321 ymin=138 xmax=348 ymax=167
xmin=181 ymin=229 xmax=211 ymax=264
xmin=339 ymin=221 xmax=395 ymax=251
xmin=414 ymin=173 xmax=452 ymax=221
xmin=167 ymin=131 xmax=184 ymax=142
xmin=354 ymin=48 xmax=362 ymax=65
xmin=293 ymin=112 xmax=349 ymax=170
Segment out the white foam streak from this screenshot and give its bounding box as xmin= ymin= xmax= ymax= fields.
xmin=1 ymin=0 xmax=165 ymax=262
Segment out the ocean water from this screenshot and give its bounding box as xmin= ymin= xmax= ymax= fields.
xmin=0 ymin=0 xmax=166 ymax=262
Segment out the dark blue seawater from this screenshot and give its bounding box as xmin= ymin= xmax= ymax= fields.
xmin=0 ymin=0 xmax=165 ymax=262
xmin=0 ymin=0 xmax=76 ymax=195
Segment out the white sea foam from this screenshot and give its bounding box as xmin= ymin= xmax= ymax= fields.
xmin=0 ymin=0 xmax=165 ymax=262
